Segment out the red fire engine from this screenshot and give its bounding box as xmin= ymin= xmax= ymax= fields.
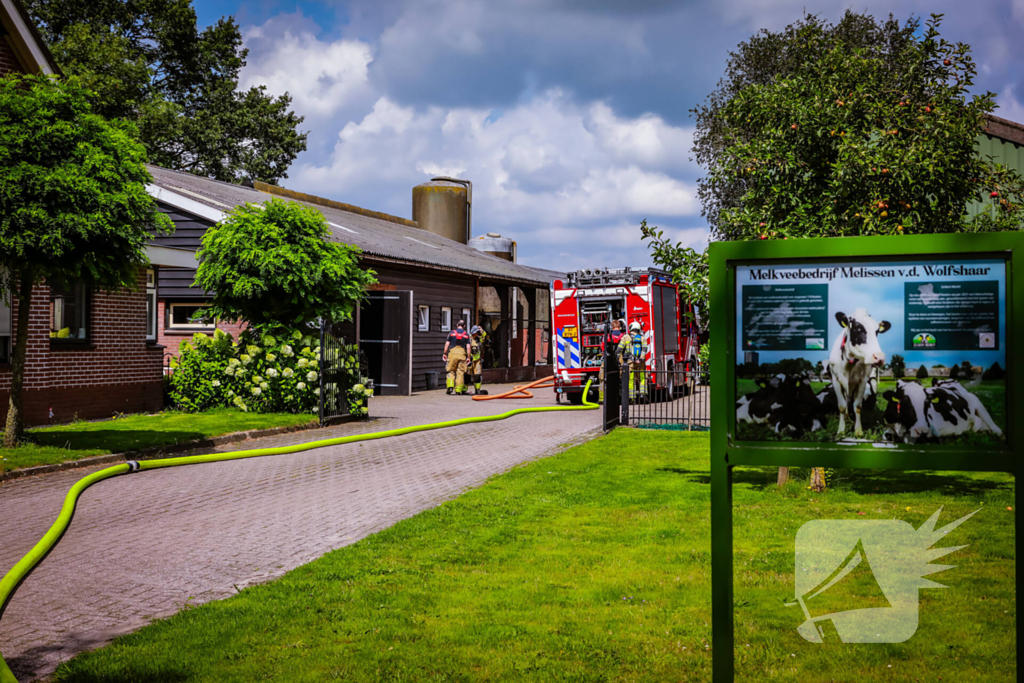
xmin=550 ymin=267 xmax=701 ymax=403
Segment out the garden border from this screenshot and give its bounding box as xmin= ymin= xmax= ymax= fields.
xmin=0 ymin=416 xmax=357 ymax=483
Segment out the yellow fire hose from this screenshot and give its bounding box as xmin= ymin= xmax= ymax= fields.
xmin=0 ymin=380 xmax=595 ymax=682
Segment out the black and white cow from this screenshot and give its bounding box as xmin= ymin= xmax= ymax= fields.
xmin=828 ymin=308 xmax=891 ymax=437
xmin=768 ymin=374 xmax=824 ymax=435
xmin=927 ymin=379 xmax=1003 ymax=438
xmin=881 ymin=378 xmax=1003 ymax=443
xmin=736 ymin=374 xmax=785 ymax=425
xmin=881 ymin=379 xmax=932 ymax=443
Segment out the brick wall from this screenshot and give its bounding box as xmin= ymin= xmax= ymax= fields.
xmin=156 ymin=299 xmax=248 ymax=360
xmin=0 ymin=37 xmax=25 ymax=76
xmin=0 ymin=271 xmax=164 ymax=426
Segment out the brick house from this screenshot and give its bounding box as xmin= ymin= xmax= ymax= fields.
xmin=0 ymin=0 xmax=198 ymax=426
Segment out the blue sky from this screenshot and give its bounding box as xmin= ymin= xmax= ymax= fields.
xmin=194 ymin=0 xmax=1024 ymax=271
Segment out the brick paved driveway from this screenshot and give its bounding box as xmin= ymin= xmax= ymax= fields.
xmin=0 ymin=385 xmax=600 ymax=681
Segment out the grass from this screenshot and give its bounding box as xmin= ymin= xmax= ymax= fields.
xmin=0 ymin=409 xmax=316 ymax=473
xmin=736 ymin=378 xmax=1007 ymax=445
xmin=53 ymin=430 xmax=1015 ymax=682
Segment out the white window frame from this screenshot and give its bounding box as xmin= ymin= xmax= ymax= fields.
xmin=417 ymin=305 xmax=430 ymax=332
xmin=145 ymin=268 xmax=157 ymax=341
xmin=462 ymin=308 xmax=473 ymax=328
xmin=167 ymin=302 xmax=215 ymax=331
xmin=440 ymin=307 xmax=452 ymax=332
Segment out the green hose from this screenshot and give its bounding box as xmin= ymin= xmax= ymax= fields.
xmin=0 ymin=380 xmax=595 ymax=682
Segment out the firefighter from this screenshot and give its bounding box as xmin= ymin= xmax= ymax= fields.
xmin=442 ymin=320 xmax=471 ymax=395
xmin=468 ymin=325 xmax=489 ymax=395
xmin=598 ymin=320 xmax=625 ymax=402
xmin=617 ymin=321 xmax=648 ymax=400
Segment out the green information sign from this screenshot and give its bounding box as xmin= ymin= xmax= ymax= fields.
xmin=709 ymin=233 xmax=1022 ymax=683
xmin=741 ymin=284 xmax=828 ymax=351
xmin=904 ymin=280 xmax=999 ymax=351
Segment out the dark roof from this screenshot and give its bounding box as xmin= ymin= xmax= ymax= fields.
xmin=146 ymin=166 xmax=561 ymax=286
xmin=1 ymin=0 xmax=61 ymax=75
xmin=985 ymin=114 xmax=1024 ymax=146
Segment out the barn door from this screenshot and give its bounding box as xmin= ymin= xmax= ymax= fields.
xmin=361 ymin=291 xmax=412 ymax=396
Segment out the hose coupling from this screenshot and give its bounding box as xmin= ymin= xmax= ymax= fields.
xmin=126 ymin=461 xmax=141 ymax=472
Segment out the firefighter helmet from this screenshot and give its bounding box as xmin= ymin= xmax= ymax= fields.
xmin=470 ymin=325 xmax=483 ymax=336
xmin=629 ymin=322 xmax=642 ymax=333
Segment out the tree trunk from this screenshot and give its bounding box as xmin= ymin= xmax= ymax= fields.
xmin=776 ymin=466 xmax=789 ymax=486
xmin=3 ymin=272 xmax=33 ymax=448
xmin=809 ymin=467 xmax=826 ymax=493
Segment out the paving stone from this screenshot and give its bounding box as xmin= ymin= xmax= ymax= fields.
xmin=0 ymin=385 xmax=600 ymax=681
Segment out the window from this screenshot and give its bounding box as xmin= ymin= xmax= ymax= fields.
xmin=50 ymin=282 xmax=89 ymax=341
xmin=462 ymin=308 xmax=473 ymax=328
xmin=0 ymin=287 xmax=10 ymax=363
xmin=168 ymin=303 xmax=215 ymax=330
xmin=440 ymin=307 xmax=452 ymax=332
xmin=417 ymin=305 xmax=430 ymax=332
xmin=146 ymin=268 xmax=157 ymax=341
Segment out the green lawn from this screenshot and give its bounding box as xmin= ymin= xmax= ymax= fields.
xmin=0 ymin=409 xmax=316 ymax=473
xmin=53 ymin=430 xmax=1015 ymax=682
xmin=736 ymin=378 xmax=1007 ymax=445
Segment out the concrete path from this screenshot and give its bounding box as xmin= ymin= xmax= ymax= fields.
xmin=0 ymin=385 xmax=601 ymax=681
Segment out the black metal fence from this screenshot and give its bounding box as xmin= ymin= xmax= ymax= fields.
xmin=605 ymin=365 xmax=710 ymax=432
xmin=319 ymin=325 xmax=352 ymax=425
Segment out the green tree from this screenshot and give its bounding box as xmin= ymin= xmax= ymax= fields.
xmin=916 ymin=364 xmax=929 ymax=379
xmin=890 ymin=354 xmax=906 ymax=379
xmin=0 ymin=75 xmax=172 ymax=446
xmin=195 ymin=200 xmax=376 ymax=330
xmin=643 ymin=12 xmax=1024 ymax=314
xmin=26 ymin=0 xmax=308 ymax=184
xmin=982 ymin=362 xmax=1005 ymax=380
xmin=958 ymin=360 xmax=975 ymax=381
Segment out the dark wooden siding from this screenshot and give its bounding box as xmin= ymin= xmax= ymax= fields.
xmin=367 ymin=263 xmax=475 ymax=392
xmin=153 ymin=202 xmax=216 ymax=299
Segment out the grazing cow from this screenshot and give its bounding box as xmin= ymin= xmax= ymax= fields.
xmin=828 ymin=309 xmax=892 ymax=437
xmin=882 ymin=380 xmax=932 ymax=443
xmin=928 ymin=379 xmax=1003 ymax=437
xmin=769 ymin=374 xmax=824 ymax=435
xmin=736 ymin=374 xmax=785 ymax=425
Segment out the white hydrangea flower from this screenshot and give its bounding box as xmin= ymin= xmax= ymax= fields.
xmin=266 ymin=353 xmax=277 ymax=362
xmin=240 ymin=354 xmax=252 ymax=365
xmin=246 ymin=345 xmax=261 ymax=356
xmin=282 ymin=368 xmax=294 ymax=378
xmin=251 ymin=387 xmax=262 ymax=396
xmin=260 ymin=382 xmax=269 ymax=390
xmin=306 ymin=371 xmax=318 ymax=382
xmin=296 ymin=382 xmax=306 ymax=391
xmin=253 ymin=376 xmax=262 ymax=384
xmin=232 ymin=396 xmax=243 ymax=406
xmin=228 ymin=358 xmax=241 ymax=367
xmin=281 ymin=345 xmax=294 ymax=357
xmin=314 ymin=388 xmax=320 ymax=396
xmin=292 ymin=330 xmax=303 ymax=341
xmin=211 ymin=380 xmax=221 ymax=387
xmin=297 ymin=358 xmax=309 ymax=368
xmin=224 ymin=366 xmax=235 ymax=376
xmin=363 ymin=389 xmax=373 ymax=398
xmin=227 ymin=390 xmax=234 ymax=397
xmin=266 ymin=368 xmax=279 ymax=378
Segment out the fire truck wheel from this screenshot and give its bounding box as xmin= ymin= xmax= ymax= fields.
xmin=567 ymin=391 xmax=584 ymax=406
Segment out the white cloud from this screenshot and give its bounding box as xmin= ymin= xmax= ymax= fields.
xmin=239 ymin=16 xmax=374 ymax=118
xmin=290 ymin=89 xmax=702 ymax=269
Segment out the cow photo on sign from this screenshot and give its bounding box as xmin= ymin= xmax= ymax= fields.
xmin=734 ymin=259 xmax=1007 ymax=445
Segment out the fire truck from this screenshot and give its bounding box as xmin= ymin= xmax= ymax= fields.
xmin=550 ymin=267 xmax=701 ymax=404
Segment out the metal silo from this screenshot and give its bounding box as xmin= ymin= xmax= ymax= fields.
xmin=471 ymin=232 xmax=517 ymax=262
xmin=412 ymin=177 xmax=472 ymax=243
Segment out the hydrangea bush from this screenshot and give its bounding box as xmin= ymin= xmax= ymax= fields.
xmin=170 ymin=329 xmax=372 ymax=416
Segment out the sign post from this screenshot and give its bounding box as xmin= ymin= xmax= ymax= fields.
xmin=710 ymin=233 xmax=1022 ymax=682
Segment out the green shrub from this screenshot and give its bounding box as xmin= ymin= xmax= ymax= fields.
xmin=169 ymin=328 xmax=371 ymax=415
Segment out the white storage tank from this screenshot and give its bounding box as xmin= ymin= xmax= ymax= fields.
xmin=471 ymin=232 xmax=516 ymax=262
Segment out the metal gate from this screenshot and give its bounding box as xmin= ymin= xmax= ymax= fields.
xmin=617 ymin=366 xmax=710 ymax=431
xmin=319 ymin=325 xmax=350 ymax=424
xmin=360 ymin=291 xmax=413 ymax=396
